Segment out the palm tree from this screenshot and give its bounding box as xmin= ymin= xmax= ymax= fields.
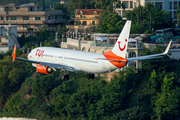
xmin=27 ymin=27 xmax=33 ymax=36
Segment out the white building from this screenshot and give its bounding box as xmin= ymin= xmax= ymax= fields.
xmin=0 ymin=25 xmax=20 ymax=53
xmin=115 ymin=0 xmax=180 ymax=27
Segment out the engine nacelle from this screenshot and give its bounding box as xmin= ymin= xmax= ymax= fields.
xmin=36 ymin=64 xmax=53 ymax=74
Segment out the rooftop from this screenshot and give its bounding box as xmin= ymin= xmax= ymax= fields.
xmin=76 ymin=9 xmax=102 ymax=15
xmin=20 ymin=4 xmax=32 ymax=6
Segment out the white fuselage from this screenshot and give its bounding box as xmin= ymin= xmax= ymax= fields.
xmin=28 ymin=47 xmax=118 ymax=73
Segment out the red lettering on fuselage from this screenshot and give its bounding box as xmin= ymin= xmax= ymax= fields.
xmin=35 ymin=49 xmax=44 ymax=57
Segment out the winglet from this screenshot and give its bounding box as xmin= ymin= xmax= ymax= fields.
xmin=163 ymin=41 xmax=172 ymax=55
xmin=12 ymin=44 xmax=17 ymax=62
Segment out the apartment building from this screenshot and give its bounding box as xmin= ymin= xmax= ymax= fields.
xmin=67 ymin=9 xmax=102 ymax=33
xmin=0 ymin=2 xmax=65 ymax=36
xmin=115 ymin=0 xmax=180 ymax=26
xmin=0 ymin=25 xmax=20 ymax=53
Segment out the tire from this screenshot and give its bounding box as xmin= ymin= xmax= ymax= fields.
xmin=66 ymin=74 xmax=69 ymax=80
xmin=61 ymin=74 xmax=66 ymax=80
xmin=87 ymin=74 xmax=91 ymax=79
xmin=91 ymin=74 xmax=95 ymax=79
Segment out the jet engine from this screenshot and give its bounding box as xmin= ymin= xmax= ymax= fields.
xmin=36 ymin=64 xmax=53 ymax=74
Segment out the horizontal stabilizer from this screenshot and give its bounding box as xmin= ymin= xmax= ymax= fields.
xmin=127 ymin=56 xmax=163 ymax=63
xmin=127 ymin=41 xmax=171 ymax=63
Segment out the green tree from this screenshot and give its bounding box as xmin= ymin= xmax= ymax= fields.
xmin=54 ymin=3 xmax=65 ymax=10
xmin=176 ymin=9 xmax=180 ymax=25
xmin=148 ymin=70 xmax=167 ymax=94
xmin=99 ymin=14 xmax=124 ymax=33
xmin=126 ymin=4 xmax=173 ymax=33
xmin=54 ymin=25 xmax=61 ymax=38
xmin=95 ymin=0 xmax=124 ymax=13
xmin=112 ymin=105 xmax=150 ymax=120
xmin=0 ymin=55 xmax=30 ymax=105
xmin=95 ymin=73 xmax=130 ymax=118
xmin=18 ymin=35 xmax=36 ymax=47
xmin=153 ymin=75 xmax=179 ymax=120
xmin=67 ymin=0 xmax=95 ymax=13
xmin=27 ymin=27 xmax=33 ymax=36
xmin=37 ymin=24 xmax=49 ymax=31
xmin=32 ymin=74 xmax=61 ymax=100
xmin=54 ymin=2 xmax=70 ymax=20
xmin=130 ymin=22 xmax=145 ymax=34
xmin=141 ymin=45 xmax=171 ymax=73
xmin=36 ymin=26 xmax=56 ymax=44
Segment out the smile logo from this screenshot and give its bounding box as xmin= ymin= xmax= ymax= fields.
xmin=118 ymin=39 xmax=127 ymax=51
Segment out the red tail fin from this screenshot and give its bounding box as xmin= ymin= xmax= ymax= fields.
xmin=12 ymin=44 xmax=17 ymax=62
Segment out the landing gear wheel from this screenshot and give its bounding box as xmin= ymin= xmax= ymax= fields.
xmin=87 ymin=74 xmax=95 ymax=79
xmin=61 ymin=70 xmax=70 ymax=80
xmin=87 ymin=74 xmax=91 ymax=79
xmin=91 ymin=74 xmax=95 ymax=79
xmin=61 ymin=74 xmax=69 ymax=80
xmin=61 ymin=74 xmax=66 ymax=80
xmin=66 ymin=74 xmax=69 ymax=80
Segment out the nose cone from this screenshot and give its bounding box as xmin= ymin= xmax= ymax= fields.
xmin=27 ymin=53 xmax=30 ymax=59
xmin=27 ymin=50 xmax=32 ymax=59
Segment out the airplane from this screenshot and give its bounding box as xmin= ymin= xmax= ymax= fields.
xmin=12 ymin=20 xmax=172 ymax=80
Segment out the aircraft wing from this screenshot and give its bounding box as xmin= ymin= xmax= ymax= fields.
xmin=37 ymin=62 xmax=78 ymax=72
xmin=12 ymin=45 xmax=79 ymax=72
xmin=15 ymin=57 xmax=78 ymax=72
xmin=127 ymin=41 xmax=171 ymax=63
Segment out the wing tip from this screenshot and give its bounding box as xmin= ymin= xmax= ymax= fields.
xmin=163 ymin=41 xmax=172 ymax=54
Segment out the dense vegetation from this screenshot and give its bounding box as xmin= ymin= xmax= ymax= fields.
xmin=91 ymin=4 xmax=173 ymax=34
xmin=126 ymin=4 xmax=173 ymax=34
xmin=0 ymin=44 xmax=180 ymax=120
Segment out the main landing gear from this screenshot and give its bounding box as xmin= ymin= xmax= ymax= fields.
xmin=61 ymin=71 xmax=69 ymax=80
xmin=87 ymin=73 xmax=95 ymax=79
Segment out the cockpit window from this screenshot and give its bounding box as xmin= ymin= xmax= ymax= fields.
xmin=29 ymin=50 xmax=32 ymax=54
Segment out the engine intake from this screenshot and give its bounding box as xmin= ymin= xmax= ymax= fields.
xmin=36 ymin=64 xmax=53 ymax=74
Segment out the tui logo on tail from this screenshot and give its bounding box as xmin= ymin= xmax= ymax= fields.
xmin=118 ymin=39 xmax=127 ymax=51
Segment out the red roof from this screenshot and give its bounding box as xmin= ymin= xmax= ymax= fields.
xmin=76 ymin=9 xmax=102 ymax=15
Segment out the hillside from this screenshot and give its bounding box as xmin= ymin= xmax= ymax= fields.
xmin=0 ymin=46 xmax=180 ymax=120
